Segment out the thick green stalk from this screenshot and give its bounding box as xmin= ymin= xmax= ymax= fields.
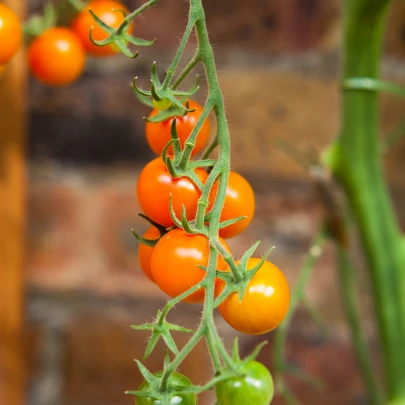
xmin=336 ymin=246 xmax=381 ymax=405
xmin=332 ymin=0 xmax=405 ymax=399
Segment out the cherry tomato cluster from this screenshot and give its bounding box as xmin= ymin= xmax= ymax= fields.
xmin=136 ymin=100 xmax=290 ymax=336
xmin=0 ymin=1 xmax=132 ymax=86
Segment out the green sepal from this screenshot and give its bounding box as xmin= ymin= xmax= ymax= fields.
xmin=132 ymin=229 xmax=160 ymax=247
xmin=214 ymin=246 xmax=275 ymax=306
xmin=240 ymin=341 xmax=268 ymax=367
xmin=232 ymin=337 xmax=241 ymax=362
xmin=218 ymin=216 xmax=247 ymax=229
xmin=168 ymin=194 xmax=182 ymax=229
xmin=131 ymin=310 xmax=193 ymax=359
xmin=135 ymin=360 xmax=160 ymax=387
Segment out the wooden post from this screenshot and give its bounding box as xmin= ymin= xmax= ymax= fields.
xmin=0 ymin=0 xmax=27 ymax=403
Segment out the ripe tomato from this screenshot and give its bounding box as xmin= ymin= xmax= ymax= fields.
xmin=71 ymin=0 xmax=133 ymax=57
xmin=0 ymin=4 xmax=22 ymax=65
xmin=151 ymin=228 xmax=230 ymax=303
xmin=219 ymin=258 xmax=290 ymax=335
xmin=28 ymin=27 xmax=85 ymax=86
xmin=145 ymin=100 xmax=211 ymax=156
xmin=136 ymin=157 xmax=208 ymax=228
xmin=215 ymin=361 xmax=274 ymax=405
xmin=138 ymin=226 xmax=161 ymax=283
xmin=209 ymin=171 xmax=255 ymax=238
xmin=136 ymin=371 xmax=196 ymax=405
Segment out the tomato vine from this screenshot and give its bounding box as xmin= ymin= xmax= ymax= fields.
xmin=84 ymin=0 xmax=290 ymax=403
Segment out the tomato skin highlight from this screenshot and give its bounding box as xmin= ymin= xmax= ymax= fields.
xmin=138 ymin=227 xmax=160 ymax=283
xmin=215 ymin=361 xmax=274 ymax=405
xmin=210 ymin=171 xmax=255 ymax=238
xmin=145 ymin=100 xmax=210 ymax=156
xmin=0 ymin=4 xmax=22 ymax=65
xmin=28 ymin=27 xmax=85 ymax=86
xmin=136 ymin=371 xmax=196 ymax=405
xmin=219 ymin=258 xmax=290 ymax=335
xmin=136 ymin=157 xmax=208 ymax=228
xmin=151 ymin=228 xmax=230 ymax=303
xmin=71 ymin=0 xmax=133 ymax=57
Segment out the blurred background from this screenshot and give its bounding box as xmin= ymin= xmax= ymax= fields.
xmin=1 ymin=0 xmax=405 ymax=404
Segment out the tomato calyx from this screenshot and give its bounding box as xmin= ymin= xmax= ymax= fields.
xmin=132 ymin=213 xmax=171 ymax=248
xmin=128 ymin=362 xmax=198 ymax=404
xmin=131 ymin=310 xmax=193 ymax=359
xmin=88 ymin=1 xmax=156 ymax=58
xmin=132 ymin=61 xmax=200 ymax=113
xmin=213 ymin=241 xmax=275 ymax=307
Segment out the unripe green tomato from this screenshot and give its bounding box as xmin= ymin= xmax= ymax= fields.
xmin=152 ymin=97 xmax=173 ymax=111
xmin=135 ymin=371 xmax=197 ymax=405
xmin=215 ymin=361 xmax=274 ymax=405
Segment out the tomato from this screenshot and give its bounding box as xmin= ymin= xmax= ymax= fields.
xmin=136 ymin=157 xmax=208 ymax=228
xmin=216 ymin=361 xmax=274 ymax=405
xmin=28 ymin=27 xmax=85 ymax=86
xmin=136 ymin=371 xmax=196 ymax=405
xmin=151 ymin=228 xmax=230 ymax=303
xmin=0 ymin=4 xmax=22 ymax=65
xmin=138 ymin=226 xmax=161 ymax=283
xmin=209 ymin=171 xmax=255 ymax=238
xmin=219 ymin=258 xmax=289 ymax=335
xmin=71 ymin=0 xmax=133 ymax=57
xmin=145 ymin=100 xmax=210 ymax=156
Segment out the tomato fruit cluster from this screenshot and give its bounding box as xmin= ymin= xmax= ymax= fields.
xmin=23 ymin=0 xmax=132 ymax=86
xmin=136 ymin=99 xmax=289 ymax=338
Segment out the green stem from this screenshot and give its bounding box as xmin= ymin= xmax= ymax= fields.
xmin=273 ymin=230 xmax=326 ymax=370
xmin=336 ymin=245 xmax=382 ymax=405
xmin=331 ymin=0 xmax=405 ymax=400
xmin=172 ymin=51 xmax=202 ymax=90
xmin=201 ymin=136 xmax=218 ymax=160
xmin=162 ymin=18 xmax=196 ymax=89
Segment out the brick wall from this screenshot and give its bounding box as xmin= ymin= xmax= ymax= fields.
xmin=23 ymin=0 xmax=405 ymax=404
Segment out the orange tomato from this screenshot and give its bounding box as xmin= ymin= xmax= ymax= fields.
xmin=209 ymin=171 xmax=255 ymax=238
xmin=145 ymin=100 xmax=211 ymax=156
xmin=136 ymin=157 xmax=208 ymax=228
xmin=138 ymin=226 xmax=160 ymax=283
xmin=28 ymin=27 xmax=85 ymax=86
xmin=71 ymin=0 xmax=133 ymax=57
xmin=0 ymin=3 xmax=22 ymax=65
xmin=151 ymin=228 xmax=230 ymax=303
xmin=219 ymin=258 xmax=290 ymax=334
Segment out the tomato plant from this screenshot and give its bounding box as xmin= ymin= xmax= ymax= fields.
xmin=215 ymin=361 xmax=274 ymax=405
xmin=28 ymin=27 xmax=85 ymax=86
xmin=138 ymin=226 xmax=161 ymax=283
xmin=0 ymin=3 xmax=22 ymax=65
xmin=136 ymin=157 xmax=208 ymax=228
xmin=219 ymin=258 xmax=290 ymax=335
xmin=71 ymin=0 xmax=133 ymax=57
xmin=136 ymin=371 xmax=196 ymax=405
xmin=209 ymin=171 xmax=255 ymax=238
xmin=151 ymin=228 xmax=229 ymax=303
xmin=145 ymin=100 xmax=211 ymax=156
